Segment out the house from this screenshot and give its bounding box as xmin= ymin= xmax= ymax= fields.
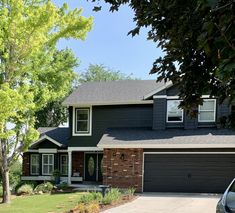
xmin=21 ymin=80 xmax=235 ymax=193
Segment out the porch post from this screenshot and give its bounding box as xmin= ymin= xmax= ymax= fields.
xmin=68 ymin=151 xmax=72 ymax=184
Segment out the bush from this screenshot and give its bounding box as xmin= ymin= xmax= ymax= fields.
xmin=102 ymin=188 xmax=121 ymax=205
xmin=123 ymin=187 xmax=136 ymax=196
xmin=34 ymin=182 xmax=54 ymax=193
xmin=79 ymin=192 xmax=102 ymax=204
xmin=15 ymin=181 xmax=37 ymax=193
xmin=73 ymin=202 xmax=99 ymax=213
xmin=17 ymin=184 xmax=33 ymax=195
xmin=0 ymin=185 xmax=3 ymax=197
xmin=57 ymin=182 xmax=69 ymax=190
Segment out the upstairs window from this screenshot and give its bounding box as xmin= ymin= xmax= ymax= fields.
xmin=198 ymin=99 xmax=216 ymax=122
xmin=167 ymin=100 xmax=183 ymax=122
xmin=75 ymin=108 xmax=91 ymax=135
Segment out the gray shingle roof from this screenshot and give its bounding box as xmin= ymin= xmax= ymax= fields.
xmin=63 ymin=80 xmax=165 ymax=106
xmin=98 ymin=128 xmax=235 ymax=148
xmin=36 ymin=127 xmax=70 ymax=147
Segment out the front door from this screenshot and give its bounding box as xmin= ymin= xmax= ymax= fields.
xmin=85 ymin=153 xmax=103 ymax=181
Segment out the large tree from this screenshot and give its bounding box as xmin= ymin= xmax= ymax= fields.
xmin=80 ymin=63 xmax=134 ymax=82
xmin=35 ymin=49 xmax=79 ymax=128
xmin=92 ymin=0 xmax=234 ymax=113
xmin=0 ymin=0 xmax=92 ymax=203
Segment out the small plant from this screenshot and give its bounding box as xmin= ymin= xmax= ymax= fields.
xmin=34 ymin=182 xmax=54 ymax=193
xmin=79 ymin=192 xmax=102 ymax=204
xmin=17 ymin=184 xmax=33 ymax=195
xmin=126 ymin=187 xmax=136 ymax=196
xmin=72 ymin=202 xmax=99 ymax=213
xmin=57 ymin=182 xmax=69 ymax=190
xmin=102 ymin=188 xmax=121 ymax=205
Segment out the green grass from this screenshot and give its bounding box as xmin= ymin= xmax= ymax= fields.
xmin=0 ymin=192 xmax=84 ymax=213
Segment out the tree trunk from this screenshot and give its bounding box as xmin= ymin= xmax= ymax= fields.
xmin=1 ymin=168 xmax=10 ymax=203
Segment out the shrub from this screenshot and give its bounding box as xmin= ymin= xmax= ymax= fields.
xmin=0 ymin=185 xmax=3 ymax=197
xmin=79 ymin=192 xmax=102 ymax=204
xmin=102 ymin=188 xmax=121 ymax=205
xmin=34 ymin=182 xmax=54 ymax=193
xmin=72 ymin=202 xmax=99 ymax=213
xmin=15 ymin=181 xmax=37 ymax=193
xmin=57 ymin=182 xmax=69 ymax=190
xmin=17 ymin=184 xmax=33 ymax=195
xmin=124 ymin=187 xmax=136 ymax=196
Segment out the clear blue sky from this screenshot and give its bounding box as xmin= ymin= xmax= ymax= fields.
xmin=53 ymin=0 xmax=164 ymax=80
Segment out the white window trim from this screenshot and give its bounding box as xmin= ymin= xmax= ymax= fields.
xmin=60 ymin=154 xmax=68 ymax=175
xmin=30 ymin=154 xmax=39 ymax=175
xmin=73 ymin=106 xmax=92 ymax=136
xmin=166 ymin=100 xmax=184 ymax=123
xmin=198 ymin=99 xmax=216 ymax=122
xmin=42 ymin=154 xmax=54 ymax=175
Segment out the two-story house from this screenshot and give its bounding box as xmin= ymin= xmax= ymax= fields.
xmin=21 ymin=80 xmax=235 ymax=193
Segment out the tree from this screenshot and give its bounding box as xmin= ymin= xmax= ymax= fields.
xmin=35 ymin=49 xmax=79 ymax=128
xmin=80 ymin=64 xmax=135 ymax=82
xmin=0 ymin=0 xmax=92 ymax=203
xmin=92 ymin=0 xmax=235 ymax=113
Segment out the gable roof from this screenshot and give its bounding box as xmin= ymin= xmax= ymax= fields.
xmin=62 ymin=80 xmax=169 ymax=106
xmin=98 ymin=128 xmax=235 ymax=149
xmin=30 ymin=127 xmax=70 ymax=148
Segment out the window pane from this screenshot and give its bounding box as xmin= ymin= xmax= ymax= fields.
xmin=200 ymin=100 xmax=214 ymax=111
xmin=77 ymin=110 xmax=88 ymax=120
xmin=77 ymin=121 xmax=88 ymax=132
xmin=49 ymin=165 xmax=53 ymax=174
xmin=199 ymin=111 xmax=215 ymax=121
xmin=43 ymin=165 xmax=48 ymax=174
xmin=49 ymin=155 xmax=53 ymax=164
xmin=167 ymin=100 xmax=183 ymax=122
xmin=43 ymin=155 xmax=48 ymax=164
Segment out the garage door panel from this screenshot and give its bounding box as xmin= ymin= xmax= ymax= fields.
xmin=144 ymin=154 xmax=235 ymax=193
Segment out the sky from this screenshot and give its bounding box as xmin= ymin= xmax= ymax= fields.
xmin=53 ymin=0 xmax=164 ymax=80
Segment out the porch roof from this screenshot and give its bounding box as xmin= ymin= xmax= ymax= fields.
xmin=97 ymin=127 xmax=235 ymax=149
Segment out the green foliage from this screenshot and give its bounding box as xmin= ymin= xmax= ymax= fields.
xmin=15 ymin=181 xmax=37 ymax=193
xmin=0 ymin=185 xmax=2 ymax=197
xmin=17 ymin=184 xmax=34 ymax=195
xmin=80 ymin=64 xmax=135 ymax=82
xmin=121 ymin=187 xmax=136 ymax=196
xmin=79 ymin=192 xmax=102 ymax=204
xmin=57 ymin=182 xmax=69 ymax=190
xmin=0 ymin=0 xmax=92 ymax=202
xmin=92 ymin=0 xmax=235 ymax=112
xmin=9 ymin=160 xmax=22 ymax=190
xmin=34 ymin=182 xmax=54 ymax=193
xmin=102 ymin=188 xmax=121 ymax=205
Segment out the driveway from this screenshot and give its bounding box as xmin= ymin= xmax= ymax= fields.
xmin=103 ymin=193 xmax=221 ymax=213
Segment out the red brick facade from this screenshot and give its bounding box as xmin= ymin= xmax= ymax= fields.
xmin=72 ymin=152 xmax=84 ymax=178
xmin=103 ymin=148 xmax=143 ymax=192
xmin=22 ymin=152 xmax=30 ymax=176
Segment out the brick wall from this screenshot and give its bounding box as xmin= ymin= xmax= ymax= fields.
xmin=103 ymin=148 xmax=143 ymax=192
xmin=22 ymin=152 xmax=30 ymax=176
xmin=72 ymin=152 xmax=84 ymax=178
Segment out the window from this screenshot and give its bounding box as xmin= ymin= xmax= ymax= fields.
xmin=30 ymin=154 xmax=39 ymax=175
xmin=167 ymin=100 xmax=183 ymax=122
xmin=198 ymin=99 xmax=216 ymax=122
xmin=42 ymin=154 xmax=54 ymax=175
xmin=74 ymin=108 xmax=91 ymax=135
xmin=60 ymin=155 xmax=68 ymax=175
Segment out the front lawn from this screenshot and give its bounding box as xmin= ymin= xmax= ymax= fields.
xmin=0 ymin=192 xmax=83 ymax=213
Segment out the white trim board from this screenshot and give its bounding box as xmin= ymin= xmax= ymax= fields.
xmin=153 ymin=95 xmax=212 ymax=99
xmin=28 ymin=149 xmax=67 ymax=153
xmin=68 ymin=147 xmax=103 ymax=152
xmin=98 ymin=143 xmax=235 ymax=149
xmin=30 ymin=135 xmax=63 ymax=148
xmin=39 ymin=149 xmax=57 ymax=153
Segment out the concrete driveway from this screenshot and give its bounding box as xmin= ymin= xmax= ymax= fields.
xmin=103 ymin=193 xmax=221 ymax=213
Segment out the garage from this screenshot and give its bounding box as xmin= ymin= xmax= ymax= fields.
xmin=143 ymin=153 xmax=235 ymax=193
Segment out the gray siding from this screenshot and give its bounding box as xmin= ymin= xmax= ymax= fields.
xmin=69 ymin=105 xmax=153 ymax=147
xmin=153 ymin=98 xmax=166 ymax=130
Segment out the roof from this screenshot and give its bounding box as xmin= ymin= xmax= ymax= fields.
xmin=30 ymin=127 xmax=70 ymax=148
xmin=97 ymin=128 xmax=235 ymax=149
xmin=63 ymin=80 xmax=167 ymax=106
